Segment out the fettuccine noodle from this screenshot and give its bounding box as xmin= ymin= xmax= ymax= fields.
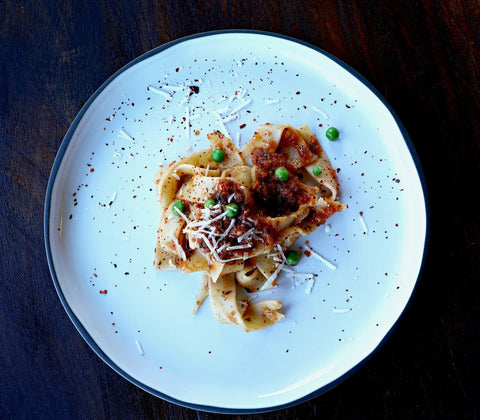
xmin=154 ymin=123 xmax=344 ymax=331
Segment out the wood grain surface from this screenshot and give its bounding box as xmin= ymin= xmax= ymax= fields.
xmin=1 ymin=0 xmax=479 ymax=418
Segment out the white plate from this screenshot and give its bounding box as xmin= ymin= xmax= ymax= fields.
xmin=45 ymin=31 xmax=428 ymax=413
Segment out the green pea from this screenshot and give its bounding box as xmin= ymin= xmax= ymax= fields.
xmin=325 ymin=127 xmax=339 ymax=141
xmin=204 ymin=198 xmax=217 ymax=208
xmin=286 ymin=250 xmax=301 ymax=266
xmin=274 ymin=166 xmax=289 ymax=181
xmin=225 ymin=203 xmax=240 ymax=217
xmin=313 ymin=165 xmax=323 ymax=176
xmin=211 ymin=148 xmax=225 ymax=162
xmin=172 ymin=201 xmax=186 ymax=216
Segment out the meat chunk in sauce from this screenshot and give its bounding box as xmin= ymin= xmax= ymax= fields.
xmin=250 ymin=148 xmax=318 ymax=217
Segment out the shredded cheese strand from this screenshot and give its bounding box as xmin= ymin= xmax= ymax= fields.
xmin=260 ymin=260 xmax=285 ymax=291
xmin=169 ymin=233 xmax=186 ymax=261
xmin=216 ymin=217 xmax=236 ymax=244
xmin=236 ymin=227 xmax=255 ymax=243
xmin=304 ymin=244 xmax=337 ymax=270
xmin=148 ymin=85 xmax=172 ymax=99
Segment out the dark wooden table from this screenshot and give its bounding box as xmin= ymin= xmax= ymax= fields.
xmin=1 ymin=1 xmax=479 ymax=418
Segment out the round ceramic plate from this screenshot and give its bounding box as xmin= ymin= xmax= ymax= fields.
xmin=45 ymin=31 xmax=428 ymax=413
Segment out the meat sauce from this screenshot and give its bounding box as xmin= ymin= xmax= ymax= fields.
xmin=250 ymin=148 xmax=317 ymax=217
xmin=216 ymin=178 xmax=246 ymax=204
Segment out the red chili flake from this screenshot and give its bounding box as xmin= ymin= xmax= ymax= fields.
xmin=90 ymin=168 xmax=94 ymax=173
xmin=106 ymin=117 xmax=111 ymax=121
xmin=99 ymin=290 xmax=107 ymax=294
xmin=346 ymin=104 xmax=351 ymax=108
xmin=296 ymin=91 xmax=300 ymax=94
xmin=239 ymin=123 xmax=246 ymax=129
xmin=304 ymin=250 xmax=311 ymax=257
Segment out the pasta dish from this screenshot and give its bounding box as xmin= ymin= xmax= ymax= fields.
xmin=154 ymin=123 xmax=344 ymax=331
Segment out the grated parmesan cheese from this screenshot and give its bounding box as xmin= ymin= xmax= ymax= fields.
xmin=222 ymin=113 xmax=239 ymax=123
xmin=147 ymin=85 xmax=172 ymax=99
xmin=176 ymin=208 xmax=190 ymax=224
xmin=260 ymin=260 xmax=285 ymax=291
xmin=226 ymin=244 xmax=252 ymax=251
xmin=184 ymin=106 xmax=190 ymax=140
xmin=276 ymin=244 xmax=287 ymax=263
xmin=213 ymin=111 xmax=230 ymax=137
xmin=118 ymin=128 xmax=135 ymax=143
xmin=312 ymin=106 xmax=329 ymax=119
xmin=359 ymin=212 xmax=368 ymax=233
xmin=304 ymin=244 xmax=337 ymax=270
xmin=169 ymin=233 xmax=187 ymax=261
xmin=333 ymin=308 xmax=350 ymax=313
xmin=161 ymin=84 xmax=185 ymax=91
xmin=216 ymin=106 xmax=230 ymax=114
xmin=229 ymin=98 xmax=251 ymax=115
xmin=305 ymin=279 xmax=315 ymax=294
xmin=216 ymin=218 xmax=236 ymax=244
xmin=236 ymin=227 xmax=255 ymax=243
xmin=135 ymin=339 xmax=145 ymax=356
